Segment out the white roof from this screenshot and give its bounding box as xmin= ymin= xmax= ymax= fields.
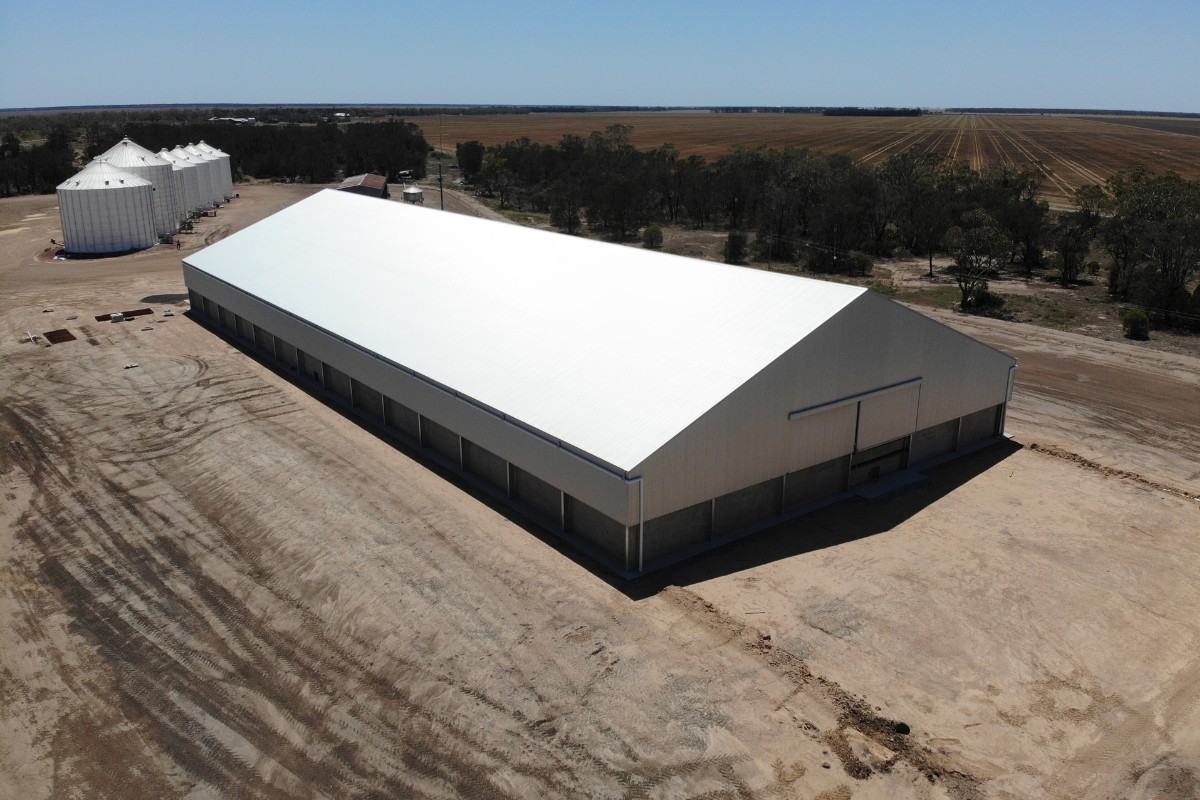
xmin=186 ymin=189 xmax=865 ymax=471
xmin=57 ymin=159 xmax=152 ymax=191
xmin=96 ymin=137 xmax=170 ymax=169
xmin=195 ymin=140 xmax=228 ymax=156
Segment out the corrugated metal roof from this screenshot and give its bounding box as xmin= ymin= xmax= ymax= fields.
xmin=338 ymin=173 xmax=388 ymax=191
xmin=57 ymin=160 xmax=153 ymax=191
xmin=185 ymin=189 xmax=865 ymax=472
xmin=96 ymin=137 xmax=171 ymax=169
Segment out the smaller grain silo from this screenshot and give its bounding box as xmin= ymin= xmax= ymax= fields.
xmin=183 ymin=144 xmax=222 ymax=207
xmin=97 ymin=138 xmax=180 ymax=237
xmin=195 ymin=140 xmax=234 ymax=200
xmin=57 ymin=160 xmax=157 ymax=253
xmin=160 ymin=149 xmax=203 ymax=214
xmin=159 ymin=152 xmax=189 ymax=222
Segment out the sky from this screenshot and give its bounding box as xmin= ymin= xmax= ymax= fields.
xmin=2 ymin=0 xmax=1197 ymax=113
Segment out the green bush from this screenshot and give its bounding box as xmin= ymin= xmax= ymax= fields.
xmin=723 ymin=231 xmax=748 ymax=264
xmin=641 ymin=224 xmax=663 ymax=249
xmin=1121 ymin=307 xmax=1150 ymax=340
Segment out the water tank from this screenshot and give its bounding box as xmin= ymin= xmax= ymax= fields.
xmin=402 ymin=185 xmax=424 ymax=204
xmin=160 ymin=149 xmax=203 ymax=214
xmin=183 ymin=144 xmax=222 ymax=206
xmin=96 ymin=137 xmax=180 ymax=237
xmin=56 ymin=161 xmax=157 ymax=253
xmin=195 ymin=140 xmax=235 ymax=200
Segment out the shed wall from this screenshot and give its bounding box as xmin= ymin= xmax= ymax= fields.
xmin=183 ymin=265 xmax=637 ymax=524
xmin=634 ymin=292 xmax=1014 ymax=519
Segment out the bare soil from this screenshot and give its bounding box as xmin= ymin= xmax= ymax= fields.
xmin=2 ymin=186 xmax=1198 ymax=799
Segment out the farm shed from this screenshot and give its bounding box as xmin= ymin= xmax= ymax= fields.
xmin=183 ymin=189 xmax=1016 ymax=575
xmin=338 ymin=173 xmax=390 ymax=199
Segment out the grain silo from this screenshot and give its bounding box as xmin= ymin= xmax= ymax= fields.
xmin=160 ymin=149 xmax=202 ymax=214
xmin=97 ymin=138 xmax=180 ymax=237
xmin=195 ymin=140 xmax=235 ymax=200
xmin=57 ymin=160 xmax=157 ymax=254
xmin=160 ymin=149 xmax=203 ymax=214
xmin=170 ymin=147 xmax=214 ymax=208
xmin=159 ymin=152 xmax=189 ymax=222
xmin=183 ymin=144 xmax=222 ymax=206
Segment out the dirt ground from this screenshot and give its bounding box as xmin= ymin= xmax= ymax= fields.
xmin=2 ymin=185 xmax=1199 ymax=799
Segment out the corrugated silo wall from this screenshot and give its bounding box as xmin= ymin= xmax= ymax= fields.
xmin=58 ymin=184 xmax=157 ymax=253
xmin=183 ymin=263 xmax=639 ymax=567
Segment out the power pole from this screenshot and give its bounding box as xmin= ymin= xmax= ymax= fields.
xmin=438 ymin=114 xmax=445 ymax=210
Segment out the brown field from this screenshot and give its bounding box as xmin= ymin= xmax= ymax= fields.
xmin=3 ymin=187 xmax=1200 ymax=798
xmin=429 ymin=112 xmax=1200 ymax=208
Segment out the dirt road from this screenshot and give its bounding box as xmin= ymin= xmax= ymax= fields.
xmin=2 ymin=186 xmax=1198 ymax=799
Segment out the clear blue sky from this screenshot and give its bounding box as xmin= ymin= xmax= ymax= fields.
xmin=2 ymin=0 xmax=1197 ymax=112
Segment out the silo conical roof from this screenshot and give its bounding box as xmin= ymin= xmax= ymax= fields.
xmin=57 ymin=159 xmax=154 ymax=191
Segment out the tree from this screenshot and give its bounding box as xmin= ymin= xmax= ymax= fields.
xmin=547 ymin=178 xmax=583 ymax=234
xmin=480 ymin=153 xmax=515 ymax=209
xmin=1051 ymin=214 xmax=1093 ymax=287
xmin=456 ymin=140 xmax=485 ymax=180
xmin=724 ymin=231 xmax=748 ymax=264
xmin=641 ymin=224 xmax=663 ymax=249
xmin=1097 ymin=169 xmax=1200 ymax=325
xmin=944 ymin=209 xmax=1012 ymax=310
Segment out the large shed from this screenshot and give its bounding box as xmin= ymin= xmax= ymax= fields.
xmin=183 ymin=190 xmax=1016 ymax=574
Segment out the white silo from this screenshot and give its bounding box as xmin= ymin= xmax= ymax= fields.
xmin=160 ymin=149 xmax=203 ymax=215
xmin=170 ymin=146 xmax=215 ymax=209
xmin=158 ymin=152 xmax=189 ymax=222
xmin=97 ymin=137 xmax=180 ymax=236
xmin=195 ymin=140 xmax=234 ymax=200
xmin=184 ymin=144 xmax=222 ymax=206
xmin=56 ymin=161 xmax=157 ymax=253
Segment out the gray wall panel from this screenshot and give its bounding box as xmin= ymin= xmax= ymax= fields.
xmin=463 ymin=440 xmax=508 ymax=491
xmin=511 ymin=466 xmax=562 ymax=527
xmin=383 ymin=396 xmax=420 ymax=440
xmin=277 ymin=340 xmax=299 ymax=369
xmin=640 ymin=501 xmax=711 ymax=563
xmin=784 ymin=456 xmax=850 ymax=510
xmin=713 ymin=477 xmax=783 ymax=537
xmin=351 ymin=380 xmax=383 ymax=418
xmin=421 ymin=416 xmax=462 ymax=465
xmin=910 ymin=419 xmax=958 ymax=464
xmin=960 ymin=405 xmax=1001 ymax=447
xmin=565 ymin=496 xmax=626 ymax=561
xmin=323 ymin=363 xmax=353 ymax=401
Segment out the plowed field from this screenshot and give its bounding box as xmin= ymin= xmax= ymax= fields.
xmin=430 ymin=112 xmax=1200 ymax=207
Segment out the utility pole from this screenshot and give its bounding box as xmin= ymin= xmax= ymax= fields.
xmin=438 ymin=114 xmax=445 ymax=210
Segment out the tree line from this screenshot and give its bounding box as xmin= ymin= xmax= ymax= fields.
xmin=0 ymin=116 xmax=428 ymax=196
xmin=458 ymin=125 xmax=1200 ymax=331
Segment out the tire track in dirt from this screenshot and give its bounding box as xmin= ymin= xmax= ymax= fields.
xmin=658 ymin=586 xmax=984 ymax=800
xmin=5 ymin=337 xmax=879 ymax=797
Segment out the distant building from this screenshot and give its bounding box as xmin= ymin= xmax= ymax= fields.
xmin=337 ymin=173 xmax=389 ymax=199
